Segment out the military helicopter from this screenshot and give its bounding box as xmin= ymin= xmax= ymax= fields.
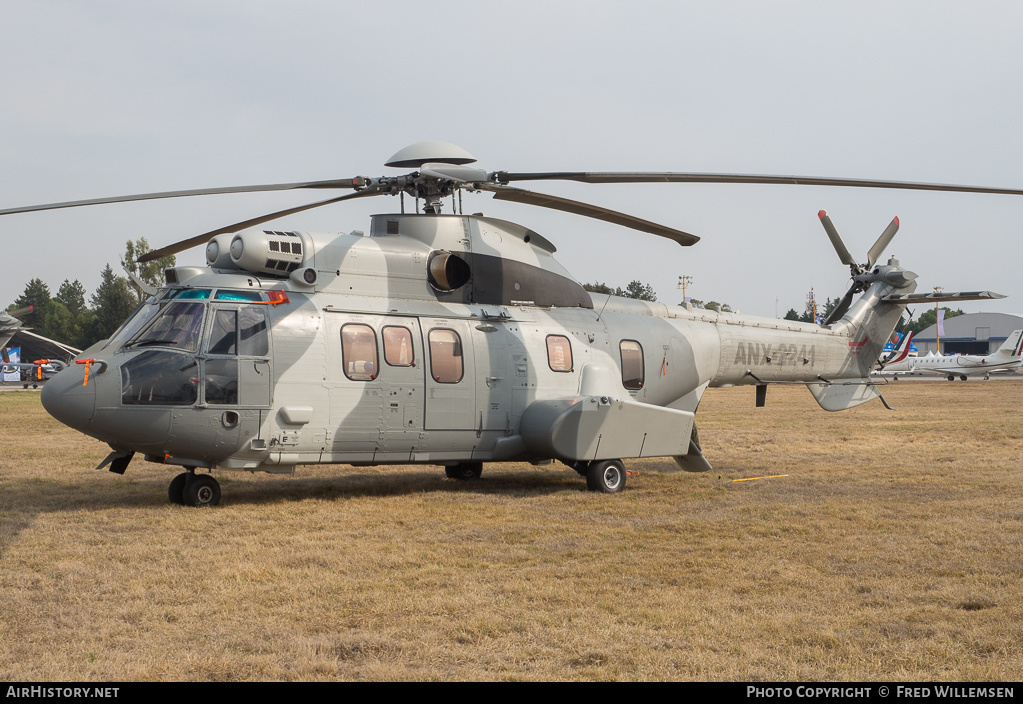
xmin=1 ymin=141 xmax=1016 ymax=506
xmin=1 ymin=305 xmax=76 ymax=387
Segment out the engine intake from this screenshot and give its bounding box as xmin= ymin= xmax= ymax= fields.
xmin=229 ymin=230 xmax=307 ymax=276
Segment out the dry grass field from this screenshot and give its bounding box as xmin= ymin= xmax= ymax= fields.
xmin=1 ymin=380 xmax=1021 ymax=681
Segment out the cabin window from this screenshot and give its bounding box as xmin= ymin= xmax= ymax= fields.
xmin=620 ymin=340 xmax=644 ymax=390
xmin=546 ymin=335 xmax=573 ymax=372
xmin=341 ymin=324 xmax=378 ymax=381
xmin=428 ymin=328 xmax=463 ymax=383
xmin=383 ymin=326 xmax=414 ymax=367
xmin=121 ymin=350 xmax=198 ymax=406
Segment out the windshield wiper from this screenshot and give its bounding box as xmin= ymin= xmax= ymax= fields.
xmin=128 ymin=339 xmax=181 ymax=348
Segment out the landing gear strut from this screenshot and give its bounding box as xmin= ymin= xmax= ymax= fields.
xmin=169 ymin=469 xmax=221 ymax=507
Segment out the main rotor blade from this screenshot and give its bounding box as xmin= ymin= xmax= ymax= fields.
xmin=137 ymin=188 xmax=387 ymax=263
xmin=866 ymin=216 xmax=900 ymax=269
xmin=493 ymin=171 xmax=1023 ymax=196
xmin=483 ymin=185 xmax=699 ymax=246
xmin=817 ymin=210 xmax=857 ymax=267
xmin=0 ymin=178 xmax=367 ymax=216
xmin=6 ymin=306 xmax=33 ymax=319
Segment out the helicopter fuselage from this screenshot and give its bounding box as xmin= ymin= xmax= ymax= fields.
xmin=39 ymin=212 xmax=912 ymax=493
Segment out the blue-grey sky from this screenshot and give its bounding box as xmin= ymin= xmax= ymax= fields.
xmin=2 ymin=1 xmax=1021 ymax=319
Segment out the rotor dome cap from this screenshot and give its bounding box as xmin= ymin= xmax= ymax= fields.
xmin=385 ymin=141 xmax=477 ymax=168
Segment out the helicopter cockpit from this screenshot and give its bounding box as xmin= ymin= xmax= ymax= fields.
xmin=114 ymin=288 xmax=272 ymax=408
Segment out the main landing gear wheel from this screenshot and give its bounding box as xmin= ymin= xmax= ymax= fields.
xmin=169 ymin=472 xmax=188 ymax=505
xmin=445 ymin=462 xmax=483 ymax=480
xmin=182 ymin=473 xmax=221 ymax=507
xmin=586 ymin=459 xmax=626 ymax=494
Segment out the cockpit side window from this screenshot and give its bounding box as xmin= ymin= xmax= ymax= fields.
xmin=238 ymin=307 xmax=269 ymax=356
xmin=208 ymin=310 xmax=237 ymax=355
xmin=121 ymin=350 xmax=198 ymax=406
xmin=205 ymin=306 xmax=269 ymax=357
xmin=205 ymin=358 xmax=238 ymax=405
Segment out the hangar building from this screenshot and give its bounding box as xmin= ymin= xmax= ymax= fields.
xmin=912 ymin=311 xmax=1023 ymax=355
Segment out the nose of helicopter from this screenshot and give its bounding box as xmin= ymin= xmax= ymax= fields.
xmin=40 ymin=363 xmax=97 ymax=436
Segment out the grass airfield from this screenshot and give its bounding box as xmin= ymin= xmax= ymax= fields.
xmin=1 ymin=380 xmax=1021 ymax=681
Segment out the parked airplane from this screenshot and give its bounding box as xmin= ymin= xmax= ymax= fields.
xmin=878 ymin=331 xmax=914 ymax=366
xmin=883 ymin=329 xmax=1023 ymax=380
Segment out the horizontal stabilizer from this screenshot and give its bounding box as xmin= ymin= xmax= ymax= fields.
xmin=882 ymin=291 xmax=1005 ymax=304
xmin=520 ymin=396 xmax=695 ymax=462
xmin=806 ymin=380 xmax=881 ymax=412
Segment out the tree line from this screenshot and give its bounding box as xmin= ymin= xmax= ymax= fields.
xmin=583 ymin=280 xmax=734 ymax=312
xmin=5 ymin=239 xmax=175 ymax=350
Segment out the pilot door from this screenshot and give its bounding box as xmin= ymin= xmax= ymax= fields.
xmin=203 ymin=305 xmax=273 ymax=406
xmin=167 ymin=302 xmax=271 ymax=456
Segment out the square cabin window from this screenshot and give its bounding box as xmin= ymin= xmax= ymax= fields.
xmin=341 ymin=324 xmax=379 ymax=381
xmin=546 ymin=335 xmax=573 ymax=372
xmin=620 ymin=340 xmax=644 ymax=390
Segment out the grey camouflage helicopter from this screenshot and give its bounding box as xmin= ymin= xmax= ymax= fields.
xmin=1 ymin=141 xmax=1015 ymax=506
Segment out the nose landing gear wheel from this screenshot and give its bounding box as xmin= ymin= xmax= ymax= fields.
xmin=586 ymin=459 xmax=626 ymax=493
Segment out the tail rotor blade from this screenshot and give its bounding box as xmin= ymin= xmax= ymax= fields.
xmin=818 ymin=210 xmax=856 ymax=267
xmin=866 ymin=216 xmax=900 ymax=269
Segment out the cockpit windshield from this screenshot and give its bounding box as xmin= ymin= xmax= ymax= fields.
xmin=127 ymin=301 xmax=206 ymax=351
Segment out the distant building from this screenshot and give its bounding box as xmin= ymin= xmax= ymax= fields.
xmin=913 ymin=312 xmax=1023 ymax=355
